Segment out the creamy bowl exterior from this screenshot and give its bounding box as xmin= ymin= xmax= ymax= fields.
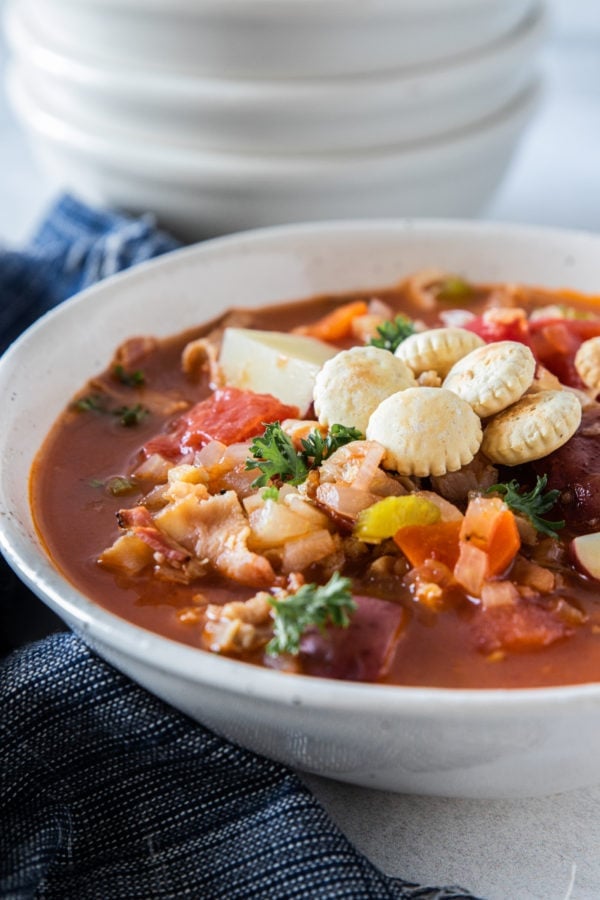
xmin=2 ymin=219 xmax=600 ymax=799
xmin=21 ymin=0 xmax=532 ymax=78
xmin=6 ymin=2 xmax=545 ymax=154
xmin=7 ymin=73 xmax=540 ymax=239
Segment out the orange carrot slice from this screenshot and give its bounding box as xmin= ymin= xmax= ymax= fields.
xmin=453 ymin=496 xmax=521 ymax=596
xmin=393 ymin=520 xmax=461 ymax=570
xmin=296 ymin=301 xmax=368 ymax=342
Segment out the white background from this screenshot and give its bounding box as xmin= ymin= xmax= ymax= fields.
xmin=1 ymin=2 xmax=600 ymax=898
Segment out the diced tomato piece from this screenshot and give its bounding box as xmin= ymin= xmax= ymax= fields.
xmin=473 ymin=602 xmax=573 ymax=654
xmin=464 ymin=312 xmax=531 ymax=346
xmin=393 ymin=521 xmax=461 ymax=570
xmin=529 ymin=318 xmax=600 ymax=388
xmin=143 ymin=388 xmax=299 ymax=459
xmin=180 ymin=388 xmax=299 ymax=450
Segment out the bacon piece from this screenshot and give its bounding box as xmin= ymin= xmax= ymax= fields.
xmin=116 ymin=506 xmax=190 ymax=563
xmin=299 ymin=594 xmax=405 ymax=682
xmin=187 ymin=491 xmax=276 ymax=588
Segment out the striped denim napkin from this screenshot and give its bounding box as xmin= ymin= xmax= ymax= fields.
xmin=0 ymin=195 xmax=481 ymax=900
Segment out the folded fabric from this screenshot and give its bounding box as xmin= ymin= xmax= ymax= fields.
xmin=0 ymin=634 xmax=479 ymax=900
xmin=0 ymin=194 xmax=481 ymax=899
xmin=0 ymin=193 xmax=179 ymax=357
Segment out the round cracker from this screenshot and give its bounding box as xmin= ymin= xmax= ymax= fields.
xmin=313 ymin=345 xmax=416 ymax=433
xmin=443 ymin=340 xmax=536 ymax=417
xmin=575 ymin=336 xmax=600 ymax=392
xmin=395 ymin=327 xmax=484 ymax=377
xmin=481 ymin=389 xmax=582 ymax=465
xmin=366 ymin=387 xmax=482 ymax=477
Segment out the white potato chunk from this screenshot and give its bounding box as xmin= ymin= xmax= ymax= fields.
xmin=219 ymin=327 xmax=337 ymax=414
xmin=313 ymin=345 xmax=416 ymax=433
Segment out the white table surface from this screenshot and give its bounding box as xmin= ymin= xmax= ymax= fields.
xmin=1 ymin=2 xmax=600 ymax=898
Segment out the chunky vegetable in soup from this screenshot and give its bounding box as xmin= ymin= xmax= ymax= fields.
xmin=31 ymin=271 xmax=600 ymax=687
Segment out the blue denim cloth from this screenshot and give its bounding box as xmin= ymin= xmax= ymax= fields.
xmin=0 ymin=195 xmax=482 ymax=900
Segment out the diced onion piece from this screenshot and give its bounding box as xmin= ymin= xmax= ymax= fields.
xmin=355 ymin=495 xmax=441 ymax=544
xmin=281 ymin=529 xmax=337 ymax=573
xmin=99 ymin=534 xmax=154 ymax=575
xmin=195 ymin=440 xmax=227 ymax=467
xmin=284 ymin=493 xmax=330 ymax=528
xmin=453 ymin=542 xmax=489 ymax=597
xmin=223 ymin=441 xmax=254 ymax=466
xmin=168 ymin=464 xmax=206 ymax=485
xmin=243 ymin=492 xmax=266 ymax=515
xmin=315 ymin=482 xmax=376 ymax=522
xmin=248 ymin=500 xmax=315 ymax=549
xmin=480 ymin=581 xmax=520 ymax=609
xmin=133 ymin=453 xmax=172 ymax=483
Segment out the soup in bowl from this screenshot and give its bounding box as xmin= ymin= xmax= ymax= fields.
xmin=2 ymin=220 xmax=600 ymax=797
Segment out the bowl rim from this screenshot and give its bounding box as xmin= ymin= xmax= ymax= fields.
xmin=8 ymin=69 xmax=540 ymax=178
xmin=23 ymin=0 xmax=532 ymax=19
xmin=6 ymin=1 xmax=545 ymax=101
xmin=2 ymin=216 xmax=600 ymax=714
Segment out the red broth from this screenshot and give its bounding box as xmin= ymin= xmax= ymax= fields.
xmin=30 ymin=277 xmax=600 ymax=687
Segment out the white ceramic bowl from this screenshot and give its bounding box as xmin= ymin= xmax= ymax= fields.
xmin=6 ymin=2 xmax=546 ymax=153
xmin=7 ymin=72 xmax=540 ymax=240
xmin=15 ymin=0 xmax=535 ymax=78
xmin=2 ymin=219 xmax=600 ymax=800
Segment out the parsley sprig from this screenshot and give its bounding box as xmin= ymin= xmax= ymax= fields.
xmin=486 ymin=474 xmax=564 ymax=538
xmin=368 ymin=315 xmax=415 ymax=353
xmin=113 ymin=403 xmax=149 ymax=427
xmin=246 ymin=422 xmax=309 ymax=487
xmin=267 ymin=572 xmax=357 ymax=656
xmin=300 ymin=423 xmax=363 ymax=468
xmin=73 ymin=393 xmax=149 ymax=427
xmin=246 ymin=422 xmax=363 ymax=488
xmin=113 ymin=364 xmax=145 ymax=387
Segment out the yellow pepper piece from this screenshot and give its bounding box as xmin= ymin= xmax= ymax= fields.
xmin=354 ymin=495 xmax=441 ymax=543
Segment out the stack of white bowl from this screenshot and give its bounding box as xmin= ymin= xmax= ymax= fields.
xmin=4 ymin=0 xmax=547 ymax=239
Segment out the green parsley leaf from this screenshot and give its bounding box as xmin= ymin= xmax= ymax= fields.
xmin=113 ymin=364 xmax=145 ymax=387
xmin=368 ymin=314 xmax=415 ymax=353
xmin=300 ymin=423 xmax=363 ymax=468
xmin=73 ymin=393 xmax=109 ymax=413
xmin=246 ymin=422 xmax=363 ymax=488
xmin=266 ymin=572 xmax=357 ymax=656
xmin=261 ymin=485 xmax=280 ymax=501
xmin=486 ymin=474 xmax=564 ymax=538
xmin=105 ymin=476 xmax=138 ymax=496
xmin=246 ymin=422 xmax=309 ymax=487
xmin=113 ymin=404 xmax=149 ymax=427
